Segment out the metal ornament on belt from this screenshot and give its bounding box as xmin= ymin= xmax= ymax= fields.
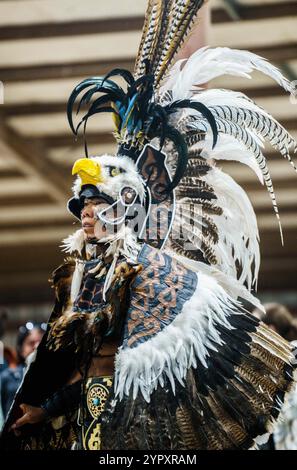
xmin=87 ymin=381 xmax=111 ymax=419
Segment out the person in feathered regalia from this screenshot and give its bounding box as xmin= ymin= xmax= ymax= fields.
xmin=1 ymin=0 xmax=297 ymax=450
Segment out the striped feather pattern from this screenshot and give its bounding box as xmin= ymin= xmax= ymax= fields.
xmin=134 ymin=0 xmax=163 ymax=79
xmin=156 ymin=45 xmax=296 ymax=290
xmin=209 ymin=104 xmax=297 ymax=171
xmin=153 ymin=0 xmax=204 ymax=86
xmin=134 ymin=1 xmax=205 ymax=84
xmin=100 ymin=314 xmax=296 ymax=450
xmin=187 ymin=113 xmax=286 ymax=243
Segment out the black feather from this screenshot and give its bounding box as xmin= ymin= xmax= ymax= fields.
xmin=165 ymin=99 xmax=218 ymax=149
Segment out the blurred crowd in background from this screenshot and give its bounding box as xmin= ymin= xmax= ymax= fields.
xmin=0 ymin=317 xmax=46 ymax=429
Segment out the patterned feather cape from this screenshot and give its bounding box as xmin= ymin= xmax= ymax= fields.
xmin=101 ymin=321 xmax=295 ymax=450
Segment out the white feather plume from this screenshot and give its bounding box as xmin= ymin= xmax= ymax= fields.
xmin=200 ymin=133 xmax=264 ymax=184
xmin=114 ymin=271 xmax=243 ymax=402
xmin=160 ymin=46 xmax=294 ymax=101
xmin=96 ymin=224 xmax=141 ymax=301
xmin=61 ymin=229 xmax=85 ymax=254
xmin=203 ymin=167 xmax=260 ymax=290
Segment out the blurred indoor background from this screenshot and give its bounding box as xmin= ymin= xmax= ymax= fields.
xmin=0 ymin=0 xmax=296 ymax=346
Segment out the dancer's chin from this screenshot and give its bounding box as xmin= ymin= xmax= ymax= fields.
xmin=83 ymin=226 xmax=95 ymax=238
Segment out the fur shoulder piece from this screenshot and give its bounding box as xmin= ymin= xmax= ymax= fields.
xmin=49 ymin=258 xmax=76 ymax=321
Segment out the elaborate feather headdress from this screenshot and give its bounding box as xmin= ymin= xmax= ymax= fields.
xmin=66 ymin=0 xmax=296 ymax=299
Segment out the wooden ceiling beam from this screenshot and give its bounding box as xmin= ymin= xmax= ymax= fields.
xmin=0 ymin=17 xmax=143 ymax=41
xmin=244 ymin=179 xmax=297 ymax=192
xmin=1 ymin=42 xmax=297 ymax=83
xmin=0 ymin=219 xmax=74 ymax=232
xmin=215 ymin=1 xmax=297 ymax=23
xmin=0 ymin=193 xmax=53 ymax=207
xmin=41 ymin=132 xmax=115 ymax=148
xmin=0 ymin=58 xmax=134 ymax=83
xmin=0 ymin=204 xmax=72 ymax=226
xmin=0 ymin=168 xmax=23 ymax=178
xmin=2 ymin=102 xmax=67 ymax=116
xmin=250 ymin=43 xmax=297 ymax=63
xmin=0 ymin=124 xmax=71 ymax=203
xmin=0 ymin=226 xmax=72 ymax=247
xmin=0 ymin=2 xmax=296 ymax=40
xmin=241 ymin=85 xmax=291 ymax=99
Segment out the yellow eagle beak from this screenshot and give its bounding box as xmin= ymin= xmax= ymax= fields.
xmin=72 ymin=158 xmax=105 ymax=186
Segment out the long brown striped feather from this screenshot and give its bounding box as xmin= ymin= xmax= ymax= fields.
xmin=135 ymin=1 xmax=205 ymax=85
xmin=134 ymin=0 xmax=163 ymax=79
xmin=148 ymin=0 xmax=175 ymax=76
xmin=154 ymin=0 xmax=205 ymax=86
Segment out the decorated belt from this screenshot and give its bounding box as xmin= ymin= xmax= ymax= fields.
xmin=78 ymin=376 xmax=113 ymax=450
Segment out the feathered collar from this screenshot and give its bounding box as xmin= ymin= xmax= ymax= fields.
xmin=61 ymin=226 xmax=142 ymax=301
xmin=61 ymin=228 xmax=95 ymax=260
